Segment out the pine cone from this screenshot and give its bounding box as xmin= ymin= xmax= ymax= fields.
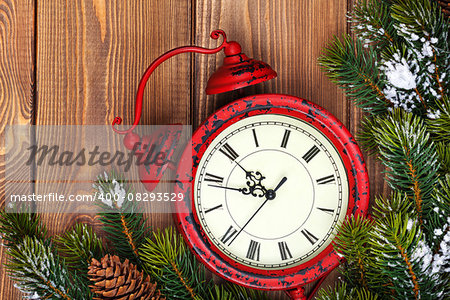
xmin=88 ymin=254 xmax=164 ymax=300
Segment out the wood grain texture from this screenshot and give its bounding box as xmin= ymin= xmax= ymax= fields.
xmin=193 ymin=0 xmax=348 ymax=129
xmin=194 ymin=1 xmax=348 ymax=298
xmin=347 ymin=0 xmax=390 ymax=212
xmin=35 ymin=0 xmax=191 ymax=236
xmin=0 ymin=0 xmax=389 ymax=299
xmin=0 ymin=0 xmax=35 ymax=299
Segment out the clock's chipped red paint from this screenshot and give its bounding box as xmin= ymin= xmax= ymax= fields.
xmin=174 ymin=94 xmax=369 ymax=296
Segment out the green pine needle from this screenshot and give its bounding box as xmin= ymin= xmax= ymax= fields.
xmin=369 ymin=203 xmax=441 ymax=299
xmin=429 ymin=176 xmax=450 ymax=257
xmin=94 ymin=170 xmax=150 ymax=268
xmin=318 ymin=35 xmax=391 ymax=115
xmin=222 ymin=283 xmax=271 ymax=300
xmin=316 ymin=282 xmax=379 ymax=300
xmin=139 ymin=227 xmax=185 ymax=275
xmin=435 ymin=142 xmax=450 ymax=174
xmin=208 ymin=286 xmax=234 ymax=300
xmin=0 ymin=207 xmax=47 ymax=247
xmin=6 ymin=236 xmax=90 ymax=300
xmin=351 ymin=0 xmax=399 ymax=49
xmin=333 ymin=215 xmax=385 ymax=292
xmin=54 ymin=223 xmax=104 ymax=273
xmin=370 ymin=109 xmax=440 ymax=234
xmin=358 ymin=116 xmax=380 ymax=154
xmin=372 ymin=192 xmax=414 ymax=220
xmin=427 ymin=96 xmax=450 ymax=144
xmin=209 ymin=284 xmax=270 ymax=300
xmin=140 ymin=227 xmax=211 ymax=300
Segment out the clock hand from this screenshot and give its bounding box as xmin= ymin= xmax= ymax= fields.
xmin=228 ymin=199 xmax=269 ymax=246
xmin=234 ymin=160 xmax=251 ymax=176
xmin=209 ymin=184 xmax=264 ymax=198
xmin=274 ymin=176 xmax=287 ymax=192
xmin=233 ymin=160 xmax=269 ymax=197
xmin=208 ymin=185 xmax=245 ymax=193
xmin=227 ymin=177 xmax=287 ymax=246
xmin=243 ymin=171 xmax=267 ymax=198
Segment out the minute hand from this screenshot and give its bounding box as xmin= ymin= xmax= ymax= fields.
xmin=227 ymin=176 xmax=287 ymax=246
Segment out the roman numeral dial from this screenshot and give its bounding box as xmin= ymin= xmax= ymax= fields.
xmin=301 ymin=229 xmax=319 ymax=245
xmin=204 ymin=173 xmax=224 ymax=184
xmin=219 ymin=143 xmax=239 ymax=161
xmin=303 ymin=145 xmax=320 ymax=163
xmin=316 ymin=175 xmax=335 ymax=184
xmin=246 ymin=240 xmax=261 ymax=261
xmin=281 ymin=129 xmax=291 ymax=148
xmin=220 ymin=226 xmax=237 ymax=244
xmin=278 ymin=241 xmax=293 ymax=260
xmin=194 ymin=114 xmax=349 ymax=270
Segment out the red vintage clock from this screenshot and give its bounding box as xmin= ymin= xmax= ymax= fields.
xmin=112 ymin=30 xmax=369 ymax=299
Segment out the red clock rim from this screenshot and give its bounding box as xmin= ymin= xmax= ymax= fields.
xmin=174 ymin=94 xmax=369 ymax=291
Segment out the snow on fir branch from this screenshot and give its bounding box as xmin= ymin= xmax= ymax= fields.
xmin=320 ymin=0 xmax=449 ymax=118
xmin=7 ymin=237 xmax=90 ymax=300
xmin=1 ymin=168 xmax=272 ymax=300
xmin=93 ymin=170 xmax=149 ymax=268
xmin=317 ymin=0 xmax=449 ymax=299
xmin=93 ymin=171 xmax=127 ymax=209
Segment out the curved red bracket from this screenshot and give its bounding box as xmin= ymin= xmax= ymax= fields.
xmin=112 ymin=30 xmax=229 ymax=134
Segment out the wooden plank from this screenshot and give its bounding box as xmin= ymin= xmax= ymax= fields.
xmin=347 ymin=0 xmax=390 ymax=212
xmin=194 ymin=0 xmax=348 ymax=129
xmin=0 ymin=0 xmax=390 ymax=298
xmin=0 ymin=0 xmax=35 ymax=298
xmin=311 ymin=0 xmax=390 ymax=297
xmin=194 ymin=1 xmax=348 ymax=298
xmin=35 ymin=0 xmax=191 ymax=236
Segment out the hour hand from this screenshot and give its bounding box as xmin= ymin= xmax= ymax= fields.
xmin=208 ymin=185 xmax=245 ymax=193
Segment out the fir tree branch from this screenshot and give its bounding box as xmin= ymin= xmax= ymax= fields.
xmin=6 ymin=237 xmax=90 ymax=300
xmin=370 ymin=198 xmax=443 ymax=299
xmin=208 ymin=286 xmax=234 ymax=300
xmin=316 ymin=282 xmax=379 ymax=300
xmin=370 ymin=212 xmax=421 ymax=298
xmin=430 ymin=176 xmax=450 ymax=259
xmin=208 ymin=284 xmax=271 ymax=300
xmin=391 ymin=0 xmax=450 ymax=102
xmin=357 ymin=116 xmax=379 ymax=154
xmin=435 ymin=142 xmax=450 ymax=174
xmin=396 ymin=242 xmax=420 ymax=299
xmin=140 ymin=227 xmax=211 ymax=300
xmin=333 ymin=216 xmax=373 ymax=290
xmin=94 ymin=171 xmax=150 ymax=268
xmin=318 ymin=35 xmax=391 ymax=115
xmin=351 ymin=0 xmax=399 ymax=48
xmin=369 ymin=109 xmax=440 ymax=231
xmin=54 ymin=223 xmax=104 ymax=273
xmin=318 ymin=1 xmax=449 ymax=298
xmin=0 ymin=207 xmax=47 ymax=247
xmin=372 ymin=191 xmax=414 ymax=219
xmin=427 ymin=96 xmax=450 ymax=143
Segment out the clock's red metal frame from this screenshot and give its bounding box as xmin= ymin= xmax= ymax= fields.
xmin=174 ymin=94 xmax=369 ymax=295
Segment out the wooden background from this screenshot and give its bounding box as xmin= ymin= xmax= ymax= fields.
xmin=0 ymin=0 xmax=389 ymax=299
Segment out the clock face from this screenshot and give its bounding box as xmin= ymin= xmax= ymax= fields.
xmin=194 ymin=114 xmax=349 ymax=269
xmin=175 ymin=94 xmax=369 ymax=289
